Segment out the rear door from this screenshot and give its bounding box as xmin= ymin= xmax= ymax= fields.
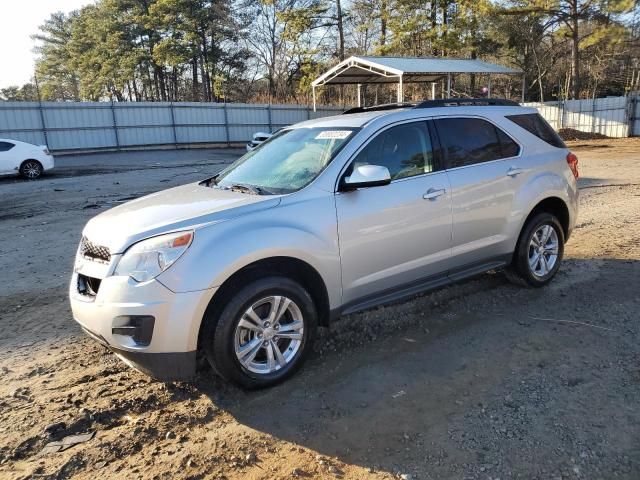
xmin=335 ymin=120 xmax=452 ymax=307
xmin=0 ymin=141 xmax=17 ymax=175
xmin=433 ymin=116 xmax=523 ymax=271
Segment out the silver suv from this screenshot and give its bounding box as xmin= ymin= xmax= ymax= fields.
xmin=69 ymin=99 xmax=579 ymax=388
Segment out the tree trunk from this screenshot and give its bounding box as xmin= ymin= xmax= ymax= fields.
xmin=335 ymin=0 xmax=345 ymax=105
xmin=431 ymin=0 xmax=437 ymax=29
xmin=336 ymin=0 xmax=345 ymax=60
xmin=157 ymin=67 xmax=167 ymax=101
xmin=431 ymin=0 xmax=437 ymax=55
xmin=200 ymin=30 xmax=212 ymax=101
xmin=210 ymin=31 xmax=218 ymax=101
xmin=532 ymin=43 xmax=544 ymax=102
xmin=204 ymin=68 xmax=212 ymax=102
xmin=132 ymin=78 xmax=139 ymax=101
xmin=173 ymin=69 xmax=178 ymax=101
xmin=153 ymin=68 xmax=160 ymax=101
xmin=442 ymin=1 xmax=448 ymax=56
xmin=571 ymin=18 xmax=580 ymax=99
xmin=199 ymin=53 xmax=208 ymax=101
xmin=380 ymin=0 xmax=387 ymax=47
xmin=570 ymin=0 xmax=580 ymax=99
xmin=470 ymin=51 xmax=477 ymax=95
xmin=192 ymin=57 xmax=199 ymax=101
xmin=71 ymin=75 xmax=80 ymax=102
xmin=268 ymin=69 xmax=275 ymax=102
xmin=270 ymin=34 xmax=277 ymax=101
xmin=140 ymin=77 xmax=147 ymax=101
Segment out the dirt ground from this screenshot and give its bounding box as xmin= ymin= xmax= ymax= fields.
xmin=1 ymin=140 xmax=639 ymax=480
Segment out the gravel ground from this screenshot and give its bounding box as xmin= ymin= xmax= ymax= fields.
xmin=0 ymin=139 xmax=639 ymax=480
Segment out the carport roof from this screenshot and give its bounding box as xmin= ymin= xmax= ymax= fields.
xmin=311 ymin=55 xmax=522 ymax=86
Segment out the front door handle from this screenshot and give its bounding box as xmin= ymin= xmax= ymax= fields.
xmin=423 ymin=188 xmax=446 ymax=200
xmin=506 ymin=167 xmax=524 ymax=177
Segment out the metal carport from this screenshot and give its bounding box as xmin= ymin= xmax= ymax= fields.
xmin=311 ymin=56 xmax=523 ymax=111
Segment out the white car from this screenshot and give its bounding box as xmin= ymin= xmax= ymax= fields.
xmin=246 ymin=131 xmax=273 ymax=152
xmin=0 ymin=139 xmax=54 ymax=179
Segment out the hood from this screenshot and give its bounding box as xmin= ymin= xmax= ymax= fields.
xmin=82 ymin=182 xmax=281 ymax=253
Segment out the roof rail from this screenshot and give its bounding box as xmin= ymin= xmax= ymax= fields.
xmin=414 ymin=98 xmax=520 ymax=108
xmin=342 ymin=102 xmax=417 ymax=114
xmin=342 ymin=98 xmax=520 ymax=115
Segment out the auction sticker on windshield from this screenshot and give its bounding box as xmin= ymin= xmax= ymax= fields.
xmin=315 ymin=130 xmax=352 ymax=140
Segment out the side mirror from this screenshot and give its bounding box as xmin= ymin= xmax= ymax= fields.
xmin=342 ymin=164 xmax=391 ymax=190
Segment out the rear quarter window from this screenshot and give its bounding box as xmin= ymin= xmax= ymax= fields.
xmin=0 ymin=141 xmax=15 ymax=152
xmin=506 ymin=113 xmax=566 ymax=148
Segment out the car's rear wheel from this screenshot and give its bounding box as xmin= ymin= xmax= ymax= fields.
xmin=204 ymin=276 xmax=317 ymax=389
xmin=505 ymin=212 xmax=565 ymax=287
xmin=19 ymin=160 xmax=43 ymax=179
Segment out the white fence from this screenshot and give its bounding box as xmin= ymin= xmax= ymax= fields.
xmin=0 ymin=95 xmax=638 ymax=153
xmin=0 ymin=102 xmax=344 ymax=153
xmin=524 ymin=95 xmax=639 ymax=138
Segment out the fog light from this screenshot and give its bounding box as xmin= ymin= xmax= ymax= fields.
xmin=112 ymin=315 xmax=155 ymax=346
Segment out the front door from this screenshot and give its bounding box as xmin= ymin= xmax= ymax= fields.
xmin=335 ymin=121 xmax=452 ymax=307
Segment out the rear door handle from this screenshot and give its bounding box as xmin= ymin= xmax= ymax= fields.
xmin=423 ymin=188 xmax=446 ymax=200
xmin=506 ymin=167 xmax=524 ymax=177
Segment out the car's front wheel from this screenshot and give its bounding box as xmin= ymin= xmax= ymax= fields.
xmin=204 ymin=276 xmax=317 ymax=389
xmin=19 ymin=160 xmax=43 ymax=179
xmin=506 ymin=212 xmax=565 ymax=287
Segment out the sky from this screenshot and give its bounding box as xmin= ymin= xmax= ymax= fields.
xmin=0 ymin=0 xmax=91 ymax=89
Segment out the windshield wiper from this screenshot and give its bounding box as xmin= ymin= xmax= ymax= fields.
xmin=227 ymin=183 xmax=264 ymax=195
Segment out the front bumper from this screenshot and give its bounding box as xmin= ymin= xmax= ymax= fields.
xmin=69 ymin=272 xmax=215 ymax=381
xmin=80 ymin=325 xmax=196 ymax=380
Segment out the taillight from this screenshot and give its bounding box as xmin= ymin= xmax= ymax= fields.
xmin=566 ymin=152 xmax=579 ymax=179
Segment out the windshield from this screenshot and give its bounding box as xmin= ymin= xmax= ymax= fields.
xmin=213 ymin=127 xmax=358 ymax=194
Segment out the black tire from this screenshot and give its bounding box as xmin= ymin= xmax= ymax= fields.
xmin=19 ymin=160 xmax=43 ymax=179
xmin=505 ymin=212 xmax=565 ymax=288
xmin=204 ymin=276 xmax=317 ymax=389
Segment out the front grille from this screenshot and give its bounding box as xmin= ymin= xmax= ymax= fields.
xmin=79 ymin=236 xmax=111 ymax=263
xmin=78 ymin=273 xmax=101 ymax=297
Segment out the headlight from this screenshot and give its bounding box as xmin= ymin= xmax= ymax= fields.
xmin=114 ymin=231 xmax=193 ymax=282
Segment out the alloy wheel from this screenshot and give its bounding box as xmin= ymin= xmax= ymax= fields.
xmin=233 ymin=295 xmax=304 ymax=375
xmin=22 ymin=161 xmax=42 ymax=179
xmin=528 ymin=224 xmax=559 ymax=277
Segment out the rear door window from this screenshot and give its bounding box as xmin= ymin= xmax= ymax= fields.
xmin=506 ymin=113 xmax=565 ymax=148
xmin=0 ymin=141 xmax=15 ymax=152
xmin=434 ymin=117 xmax=520 ymax=169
